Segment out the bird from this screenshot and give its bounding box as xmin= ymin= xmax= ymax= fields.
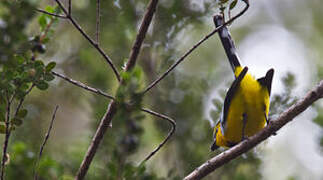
xmin=211 ymin=15 xmax=274 ymax=150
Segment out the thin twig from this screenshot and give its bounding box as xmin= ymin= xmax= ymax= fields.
xmin=184 ymin=80 xmax=323 ymax=180
xmin=35 ymin=9 xmax=67 ymax=19
xmin=75 ymin=0 xmax=160 ymax=179
xmin=142 ymin=0 xmax=249 ymax=94
xmin=140 ymin=108 xmax=176 ymax=164
xmin=14 ymin=84 xmax=35 ymax=118
xmin=96 ymin=0 xmax=100 ymax=44
xmin=1 ymin=95 xmax=11 ymax=180
xmin=34 ymin=106 xmax=59 ymax=180
xmin=52 ymin=71 xmax=115 ymax=100
xmin=50 ymin=0 xmax=121 ymax=81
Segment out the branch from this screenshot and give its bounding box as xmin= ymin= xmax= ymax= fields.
xmin=35 ymin=9 xmax=67 ymax=19
xmin=140 ymin=108 xmax=176 ymax=164
xmin=52 ymin=71 xmax=114 ymax=100
xmin=124 ymin=0 xmax=159 ymax=72
xmin=142 ymin=0 xmax=249 ymax=94
xmin=50 ymin=0 xmax=121 ymax=81
xmin=184 ymin=80 xmax=323 ymax=180
xmin=34 ymin=106 xmax=59 ymax=180
xmin=76 ymin=0 xmax=159 ymax=179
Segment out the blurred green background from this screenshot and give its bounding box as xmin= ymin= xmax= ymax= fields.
xmin=1 ymin=0 xmax=323 ymax=179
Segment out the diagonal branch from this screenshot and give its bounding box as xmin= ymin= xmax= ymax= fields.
xmin=52 ymin=71 xmax=114 ymax=100
xmin=140 ymin=108 xmax=176 ymax=164
xmin=35 ymin=9 xmax=67 ymax=19
xmin=75 ymin=0 xmax=160 ymax=179
xmin=124 ymin=0 xmax=159 ymax=72
xmin=184 ymin=80 xmax=323 ymax=180
xmin=34 ymin=105 xmax=59 ymax=180
xmin=142 ymin=0 xmax=249 ymax=94
xmin=49 ymin=0 xmax=121 ymax=81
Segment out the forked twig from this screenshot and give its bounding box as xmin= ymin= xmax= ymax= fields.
xmin=34 ymin=106 xmax=59 ymax=180
xmin=38 ymin=0 xmax=121 ymax=81
xmin=184 ymin=80 xmax=323 ymax=180
xmin=142 ymin=0 xmax=249 ymax=94
xmin=140 ymin=108 xmax=176 ymax=164
xmin=52 ymin=71 xmax=115 ymax=100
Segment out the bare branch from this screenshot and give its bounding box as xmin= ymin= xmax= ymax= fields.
xmin=96 ymin=0 xmax=100 ymax=44
xmin=124 ymin=0 xmax=159 ymax=72
xmin=52 ymin=71 xmax=114 ymax=100
xmin=68 ymin=0 xmax=72 ymax=15
xmin=142 ymin=0 xmax=249 ymax=94
xmin=34 ymin=106 xmax=59 ymax=180
xmin=76 ymin=101 xmax=118 ymax=180
xmin=53 ymin=0 xmax=121 ymax=81
xmin=184 ymin=80 xmax=323 ymax=180
xmin=76 ymin=0 xmax=160 ymax=179
xmin=35 ymin=9 xmax=67 ymax=19
xmin=140 ymin=108 xmax=176 ymax=164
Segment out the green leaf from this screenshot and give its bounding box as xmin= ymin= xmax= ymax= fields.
xmin=0 ymin=124 xmax=6 ymax=134
xmin=11 ymin=117 xmax=23 ymax=126
xmin=44 ymin=73 xmax=55 ymax=81
xmin=44 ymin=6 xmax=55 ymax=13
xmin=14 ymin=55 xmax=25 ymax=64
xmin=38 ymin=15 xmax=47 ymax=30
xmin=34 ymin=60 xmax=45 ymax=68
xmin=17 ymin=109 xmax=28 ymax=118
xmin=36 ymin=81 xmax=49 ymax=90
xmin=45 ymin=62 xmax=56 ymax=72
xmin=229 ymin=0 xmax=238 ymax=10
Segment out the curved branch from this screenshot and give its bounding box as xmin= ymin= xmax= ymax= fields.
xmin=140 ymin=108 xmax=176 ymax=164
xmin=184 ymin=80 xmax=323 ymax=180
xmin=142 ymin=0 xmax=249 ymax=94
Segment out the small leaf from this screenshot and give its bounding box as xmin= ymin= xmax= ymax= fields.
xmin=11 ymin=118 xmax=23 ymax=126
xmin=0 ymin=124 xmax=6 ymax=134
xmin=44 ymin=5 xmax=55 ymax=13
xmin=229 ymin=0 xmax=238 ymax=10
xmin=34 ymin=60 xmax=44 ymax=68
xmin=38 ymin=15 xmax=47 ymax=29
xmin=17 ymin=109 xmax=28 ymax=118
xmin=44 ymin=73 xmax=55 ymax=81
xmin=36 ymin=81 xmax=49 ymax=90
xmin=45 ymin=62 xmax=56 ymax=72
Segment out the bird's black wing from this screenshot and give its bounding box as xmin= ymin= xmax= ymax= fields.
xmin=221 ymin=67 xmax=249 ymax=132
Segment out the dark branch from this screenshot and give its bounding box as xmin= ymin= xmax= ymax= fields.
xmin=52 ymin=71 xmax=114 ymax=100
xmin=35 ymin=9 xmax=67 ymax=19
xmin=142 ymin=0 xmax=249 ymax=94
xmin=124 ymin=0 xmax=159 ymax=72
xmin=140 ymin=108 xmax=176 ymax=164
xmin=34 ymin=106 xmax=59 ymax=180
xmin=75 ymin=0 xmax=160 ymax=179
xmin=52 ymin=0 xmax=121 ymax=81
xmin=68 ymin=0 xmax=71 ymax=15
xmin=184 ymin=80 xmax=323 ymax=180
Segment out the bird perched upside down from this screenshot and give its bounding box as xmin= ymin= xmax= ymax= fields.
xmin=211 ymin=15 xmax=274 ymax=150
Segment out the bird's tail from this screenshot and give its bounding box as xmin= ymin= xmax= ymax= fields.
xmin=214 ymin=15 xmax=241 ymax=73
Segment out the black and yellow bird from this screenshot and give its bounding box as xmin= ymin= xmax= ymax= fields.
xmin=211 ymin=15 xmax=274 ymax=150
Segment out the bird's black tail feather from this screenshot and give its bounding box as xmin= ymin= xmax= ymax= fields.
xmin=214 ymin=15 xmax=241 ymax=73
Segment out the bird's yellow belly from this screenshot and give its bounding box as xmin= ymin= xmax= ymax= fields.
xmin=222 ymin=76 xmax=268 ymax=144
